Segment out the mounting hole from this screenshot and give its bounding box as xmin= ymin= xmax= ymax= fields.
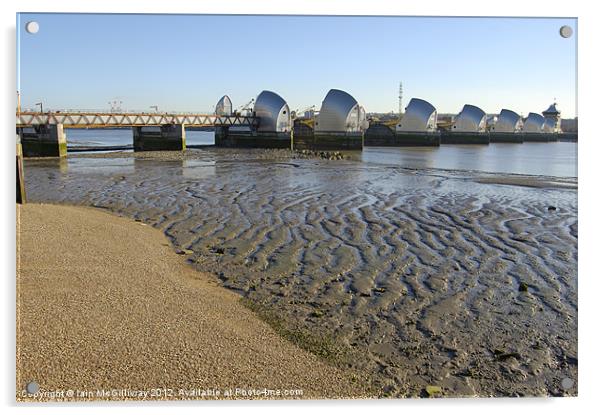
xmin=25 ymin=21 xmax=39 ymax=34
xmin=559 ymin=25 xmax=573 ymax=38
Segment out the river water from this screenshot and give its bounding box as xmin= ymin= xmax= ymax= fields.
xmin=23 ymin=133 xmax=578 ymax=397
xmin=65 ymin=129 xmax=577 ymax=178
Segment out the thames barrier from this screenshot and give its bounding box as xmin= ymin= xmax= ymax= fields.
xmin=16 ymin=90 xmax=576 ymax=157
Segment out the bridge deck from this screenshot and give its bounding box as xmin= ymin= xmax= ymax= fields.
xmin=16 ymin=112 xmax=258 ymax=128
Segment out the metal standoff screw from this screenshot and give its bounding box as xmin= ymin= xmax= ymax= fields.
xmin=559 ymin=25 xmax=573 ymax=38
xmin=26 ymin=381 xmax=40 ymax=394
xmin=25 ymin=21 xmax=39 ymax=34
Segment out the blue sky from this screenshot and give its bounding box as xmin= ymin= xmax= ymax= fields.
xmin=17 ymin=13 xmax=577 ymax=117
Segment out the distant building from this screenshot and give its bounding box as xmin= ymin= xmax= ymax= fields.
xmin=304 ymin=109 xmax=315 ymax=119
xmin=396 ymin=98 xmax=438 ymax=132
xmin=486 ymin=115 xmax=498 ymax=131
xmin=437 ymin=114 xmax=455 ymax=123
xmin=561 ymin=118 xmax=578 ymax=132
xmin=542 ymin=102 xmax=562 ymax=133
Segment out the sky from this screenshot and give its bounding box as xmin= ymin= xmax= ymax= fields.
xmin=17 ymin=13 xmax=577 ymax=117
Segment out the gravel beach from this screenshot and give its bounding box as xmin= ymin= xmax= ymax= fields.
xmin=16 ymin=203 xmax=372 ymax=401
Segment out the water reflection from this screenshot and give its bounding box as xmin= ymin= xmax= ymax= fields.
xmin=69 ymin=157 xmax=135 ymax=174
xmin=26 ymin=158 xmax=69 ymax=177
xmin=134 ymin=159 xmax=188 ymax=179
xmin=65 ymin=129 xmax=215 ymax=148
xmin=64 ymin=128 xmax=576 ymax=177
xmin=362 ymin=142 xmax=577 ymax=177
xmin=183 ymin=160 xmax=216 ymax=179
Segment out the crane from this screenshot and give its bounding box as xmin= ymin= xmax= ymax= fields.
xmin=235 ymin=98 xmax=255 ymax=116
xmin=108 ymin=97 xmax=123 ymax=113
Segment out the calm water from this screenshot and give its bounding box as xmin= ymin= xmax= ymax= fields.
xmin=65 ymin=129 xmax=577 ymax=178
xmin=362 ymin=142 xmax=577 ymax=178
xmin=66 ymin=128 xmax=215 ymax=147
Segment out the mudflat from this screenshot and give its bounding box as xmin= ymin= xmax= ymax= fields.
xmin=16 ymin=203 xmax=371 ymax=401
xmin=21 ymin=148 xmax=578 ymax=397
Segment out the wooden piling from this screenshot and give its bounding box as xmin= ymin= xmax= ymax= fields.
xmin=17 ymin=136 xmax=26 ymax=204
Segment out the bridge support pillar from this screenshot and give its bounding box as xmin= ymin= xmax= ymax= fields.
xmin=215 ymin=126 xmax=292 ymax=149
xmin=20 ymin=124 xmax=67 ymax=157
xmin=293 ymin=131 xmax=364 ymax=151
xmin=133 ymin=124 xmax=186 ymax=151
xmin=214 ymin=126 xmax=229 ymax=146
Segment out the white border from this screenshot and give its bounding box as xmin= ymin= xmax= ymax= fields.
xmin=2 ymin=1 xmax=599 ymax=414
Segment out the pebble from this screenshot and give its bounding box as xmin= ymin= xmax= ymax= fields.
xmin=425 ymin=385 xmax=442 ymax=397
xmin=295 ymin=150 xmax=346 ymax=160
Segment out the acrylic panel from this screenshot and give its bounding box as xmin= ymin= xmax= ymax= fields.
xmin=16 ymin=13 xmax=577 ymax=401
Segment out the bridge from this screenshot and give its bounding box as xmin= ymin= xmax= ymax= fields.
xmin=16 ymin=110 xmax=259 ymax=157
xmin=16 ymin=111 xmax=258 ymax=128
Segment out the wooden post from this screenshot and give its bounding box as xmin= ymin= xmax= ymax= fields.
xmin=17 ymin=134 xmax=26 ymax=204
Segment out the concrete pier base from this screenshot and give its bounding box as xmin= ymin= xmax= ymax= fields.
xmin=133 ymin=124 xmax=186 ymax=151
xmin=364 ymin=129 xmax=440 ymax=147
xmin=214 ymin=126 xmax=229 ymax=146
xmin=489 ymin=132 xmax=524 ymax=143
xmin=215 ymin=127 xmax=292 ymax=149
xmin=522 ymin=133 xmax=555 ymax=142
xmin=294 ymin=132 xmax=363 ymax=151
xmin=558 ymin=132 xmax=578 ymax=142
xmin=393 ymin=132 xmax=440 ymax=146
xmin=20 ymin=124 xmax=67 ymax=157
xmin=363 ymin=123 xmax=394 ymax=146
xmin=441 ymin=132 xmax=490 ymax=145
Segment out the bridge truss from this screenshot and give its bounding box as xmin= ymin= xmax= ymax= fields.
xmin=16 ymin=112 xmax=258 ymax=128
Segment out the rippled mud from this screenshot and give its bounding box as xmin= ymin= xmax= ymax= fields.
xmin=23 ymin=148 xmax=578 ymax=397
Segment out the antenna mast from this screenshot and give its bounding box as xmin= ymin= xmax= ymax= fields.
xmin=398 ymin=81 xmax=403 ymax=115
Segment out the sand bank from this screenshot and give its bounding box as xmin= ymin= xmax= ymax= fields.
xmin=16 ymin=203 xmax=372 ymax=401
